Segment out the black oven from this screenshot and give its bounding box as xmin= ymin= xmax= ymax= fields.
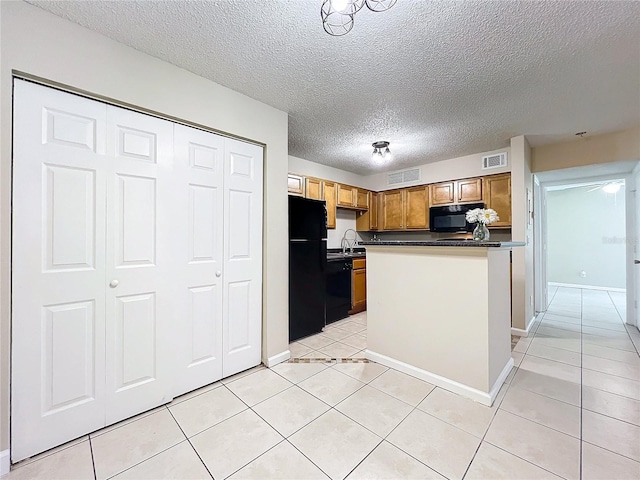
xmin=430 ymin=202 xmax=484 ymax=233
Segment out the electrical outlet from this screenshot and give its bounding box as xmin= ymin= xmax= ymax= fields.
xmin=580 ymin=271 xmax=586 ymax=278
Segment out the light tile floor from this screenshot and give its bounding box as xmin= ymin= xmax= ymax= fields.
xmin=5 ymin=287 xmax=640 ymax=479
xmin=289 ymin=313 xmax=368 ymax=360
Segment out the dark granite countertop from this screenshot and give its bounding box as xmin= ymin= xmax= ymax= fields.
xmin=359 ymin=240 xmax=525 ymax=248
xmin=326 ymin=247 xmax=366 ymax=261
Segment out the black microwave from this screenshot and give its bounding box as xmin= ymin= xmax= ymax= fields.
xmin=430 ymin=203 xmax=485 ymax=233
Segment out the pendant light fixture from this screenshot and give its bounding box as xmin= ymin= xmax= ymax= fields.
xmin=372 ymin=141 xmax=392 ymax=162
xmin=321 ymin=0 xmax=397 ymax=36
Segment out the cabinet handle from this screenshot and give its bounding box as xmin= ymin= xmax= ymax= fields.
xmin=109 ymin=280 xmax=119 ymax=288
xmin=215 ymin=271 xmax=222 ymax=277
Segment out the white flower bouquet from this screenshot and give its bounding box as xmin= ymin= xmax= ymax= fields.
xmin=465 ymin=208 xmax=499 ymax=225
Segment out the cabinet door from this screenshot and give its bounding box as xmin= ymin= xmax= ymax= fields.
xmin=369 ymin=192 xmax=379 ymax=230
xmin=356 ymin=189 xmax=369 ymax=209
xmin=337 ymin=183 xmax=355 ymax=207
xmin=305 ymin=177 xmax=323 ymax=200
xmin=484 ymin=174 xmax=511 ymax=227
xmin=287 ymin=173 xmax=304 ymax=196
xmin=404 ymin=186 xmax=429 ymax=229
xmin=457 ymin=178 xmax=483 ymax=203
xmin=323 ymin=181 xmax=337 ymax=229
xmin=381 ymin=190 xmax=404 ymax=230
xmin=429 ymin=182 xmax=455 ymax=205
xmin=351 ymin=266 xmax=367 ymax=313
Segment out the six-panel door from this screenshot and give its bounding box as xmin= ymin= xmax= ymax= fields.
xmin=11 ymin=80 xmax=263 ymax=461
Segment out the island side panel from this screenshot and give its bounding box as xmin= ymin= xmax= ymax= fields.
xmin=487 ymin=248 xmax=513 ymax=389
xmin=366 ymin=246 xmax=491 ymax=392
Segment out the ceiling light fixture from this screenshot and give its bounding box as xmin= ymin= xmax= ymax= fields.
xmin=372 ymin=141 xmax=392 ymax=162
xmin=321 ymin=0 xmax=397 ymax=36
xmin=602 ymin=183 xmax=621 ymax=194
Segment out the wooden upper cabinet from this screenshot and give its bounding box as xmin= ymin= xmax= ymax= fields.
xmin=355 ymin=191 xmax=378 ymax=231
xmin=337 ymin=184 xmax=355 ymax=207
xmin=288 ymin=173 xmax=305 ymax=196
xmin=483 ymin=173 xmax=512 ymax=228
xmin=322 ymin=181 xmax=337 ymax=229
xmin=404 ymin=186 xmax=429 ymax=229
xmin=381 ymin=190 xmax=404 ymax=230
xmin=429 ymin=181 xmax=455 ymax=205
xmin=356 ymin=189 xmax=369 ymax=209
xmin=369 ymin=192 xmax=379 ymax=230
xmin=305 ymin=177 xmax=323 ymax=200
xmin=457 ymin=178 xmax=483 ymax=203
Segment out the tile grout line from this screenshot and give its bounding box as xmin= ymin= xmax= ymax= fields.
xmin=163 ymin=410 xmax=215 ymax=480
xmin=88 ymin=435 xmax=97 ymax=480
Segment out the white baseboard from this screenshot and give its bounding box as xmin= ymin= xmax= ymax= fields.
xmin=1 ymin=449 xmax=9 ymax=476
xmin=549 ymin=282 xmax=625 ymax=293
xmin=511 ymin=314 xmax=540 ymax=337
xmin=365 ymin=350 xmax=513 ymax=407
xmin=266 ymin=350 xmax=290 ymax=368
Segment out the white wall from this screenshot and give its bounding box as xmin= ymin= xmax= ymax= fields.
xmin=511 ymin=136 xmax=535 ymax=332
xmin=289 ymin=155 xmax=368 ymax=187
xmin=366 ymin=147 xmax=511 ymax=191
xmin=1 ymin=0 xmax=289 ymax=453
xmin=547 ymin=184 xmax=626 ymax=289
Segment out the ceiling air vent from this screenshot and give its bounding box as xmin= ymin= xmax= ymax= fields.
xmin=387 ymin=168 xmax=421 ymax=186
xmin=482 ymin=152 xmax=507 ymax=170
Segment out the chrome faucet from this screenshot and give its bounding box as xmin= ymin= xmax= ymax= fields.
xmin=341 ymin=228 xmax=358 ymax=254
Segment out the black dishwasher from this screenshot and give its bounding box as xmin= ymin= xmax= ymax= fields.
xmin=326 ymin=257 xmax=352 ymax=324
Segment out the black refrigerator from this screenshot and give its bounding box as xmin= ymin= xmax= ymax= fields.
xmin=289 ymin=196 xmax=327 ymax=342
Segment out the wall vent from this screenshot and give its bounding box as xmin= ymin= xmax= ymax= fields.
xmin=387 ymin=168 xmax=421 ymax=186
xmin=482 ymin=152 xmax=507 ymax=170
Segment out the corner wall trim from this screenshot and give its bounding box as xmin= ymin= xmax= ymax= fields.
xmin=1 ymin=449 xmax=9 ymax=476
xmin=511 ymin=314 xmax=539 ymax=337
xmin=266 ymin=350 xmax=290 ymax=368
xmin=365 ymin=350 xmax=513 ymax=407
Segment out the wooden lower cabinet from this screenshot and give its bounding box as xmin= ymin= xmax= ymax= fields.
xmin=483 ymin=173 xmax=511 ymax=228
xmin=323 ymin=181 xmax=337 ymax=229
xmin=350 ymin=258 xmax=366 ymax=314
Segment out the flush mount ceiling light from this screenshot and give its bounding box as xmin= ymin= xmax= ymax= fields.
xmin=602 ymin=182 xmax=622 ymax=194
xmin=372 ymin=141 xmax=392 ymax=162
xmin=321 ymin=0 xmax=397 ymax=36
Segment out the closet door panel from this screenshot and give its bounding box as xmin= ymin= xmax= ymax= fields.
xmin=222 ymin=139 xmax=263 ymax=377
xmin=104 ymin=106 xmax=175 ymax=424
xmin=11 ymin=80 xmax=108 ymax=461
xmin=172 ymin=125 xmax=224 ymax=396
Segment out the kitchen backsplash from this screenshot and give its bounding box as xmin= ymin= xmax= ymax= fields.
xmin=327 ymin=209 xmax=363 ymax=248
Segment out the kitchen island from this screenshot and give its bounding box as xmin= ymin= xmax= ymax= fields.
xmin=360 ymin=240 xmax=525 ymax=406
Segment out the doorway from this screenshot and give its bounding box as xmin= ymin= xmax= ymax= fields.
xmin=535 ymin=161 xmax=638 ymax=326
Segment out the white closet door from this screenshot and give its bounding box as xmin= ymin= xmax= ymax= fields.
xmin=104 ymin=106 xmax=176 ymax=424
xmin=11 ymin=80 xmax=108 ymax=461
xmin=222 ymin=138 xmax=263 ymax=377
xmin=172 ymin=125 xmax=224 ymax=396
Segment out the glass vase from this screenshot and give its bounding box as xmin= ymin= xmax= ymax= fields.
xmin=473 ymin=222 xmax=490 ymax=241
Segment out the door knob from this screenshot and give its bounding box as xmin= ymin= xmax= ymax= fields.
xmin=215 ymin=271 xmax=222 ymax=277
xmin=635 ymin=260 xmax=640 ymax=265
xmin=109 ymin=280 xmax=119 ymax=288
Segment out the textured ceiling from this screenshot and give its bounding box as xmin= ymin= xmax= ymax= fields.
xmin=28 ymin=0 xmax=640 ymax=175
